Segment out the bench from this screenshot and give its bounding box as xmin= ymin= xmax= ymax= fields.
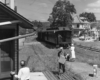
xmin=43 ymin=70 xmax=58 ymax=80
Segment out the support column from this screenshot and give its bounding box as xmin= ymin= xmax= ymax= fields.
xmin=14 ymin=24 xmax=19 ymax=73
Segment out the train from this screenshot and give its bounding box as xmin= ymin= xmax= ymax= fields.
xmin=37 ymin=27 xmax=73 ymax=48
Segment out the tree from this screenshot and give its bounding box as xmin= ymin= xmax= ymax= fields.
xmin=32 ymin=20 xmax=43 ymax=28
xmin=48 ymin=0 xmax=76 ymax=28
xmin=19 ymin=27 xmax=26 ymax=35
xmin=32 ymin=20 xmax=43 ymax=31
xmin=79 ymin=12 xmax=96 ymax=22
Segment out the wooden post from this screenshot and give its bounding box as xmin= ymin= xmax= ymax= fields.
xmin=14 ymin=24 xmax=19 ymax=78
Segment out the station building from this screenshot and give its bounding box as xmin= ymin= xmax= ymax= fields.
xmin=0 ymin=0 xmax=33 ymax=80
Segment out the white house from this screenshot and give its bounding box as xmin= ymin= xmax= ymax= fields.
xmin=72 ymin=15 xmax=100 ymax=41
xmin=72 ymin=15 xmax=91 ymax=37
xmin=72 ymin=15 xmax=90 ymax=29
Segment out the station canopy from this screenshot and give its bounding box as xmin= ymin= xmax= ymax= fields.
xmin=0 ymin=2 xmax=34 ymax=29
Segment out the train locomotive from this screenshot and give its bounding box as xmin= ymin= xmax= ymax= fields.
xmin=37 ymin=27 xmax=72 ymax=47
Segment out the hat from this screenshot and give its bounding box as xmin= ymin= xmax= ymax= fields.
xmin=60 ymin=47 xmax=63 ymax=50
xmin=20 ymin=60 xmax=26 ymax=67
xmin=71 ymin=44 xmax=74 ymax=46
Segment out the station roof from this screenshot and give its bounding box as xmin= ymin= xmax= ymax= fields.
xmin=0 ymin=2 xmax=34 ymax=29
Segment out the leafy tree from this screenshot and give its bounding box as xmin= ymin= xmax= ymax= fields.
xmin=48 ymin=0 xmax=76 ymax=28
xmin=19 ymin=27 xmax=26 ymax=35
xmin=19 ymin=20 xmax=43 ymax=34
xmin=32 ymin=20 xmax=43 ymax=28
xmin=42 ymin=22 xmax=50 ymax=28
xmin=79 ymin=12 xmax=96 ymax=22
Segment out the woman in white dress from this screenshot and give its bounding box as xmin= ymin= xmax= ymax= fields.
xmin=70 ymin=44 xmax=76 ymax=61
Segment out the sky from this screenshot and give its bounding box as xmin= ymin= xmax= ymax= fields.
xmin=15 ymin=0 xmax=100 ymax=22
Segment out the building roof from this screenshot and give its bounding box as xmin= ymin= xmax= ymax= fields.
xmin=73 ymin=15 xmax=89 ymax=24
xmin=0 ymin=2 xmax=34 ymax=29
xmin=73 ymin=15 xmax=82 ymax=23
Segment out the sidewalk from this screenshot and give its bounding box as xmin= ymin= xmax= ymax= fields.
xmin=65 ymin=61 xmax=100 ymax=80
xmin=30 ymin=72 xmax=47 ymax=80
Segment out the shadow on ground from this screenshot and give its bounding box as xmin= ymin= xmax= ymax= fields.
xmin=89 ymin=74 xmax=94 ymax=77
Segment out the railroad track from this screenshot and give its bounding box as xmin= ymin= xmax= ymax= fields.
xmin=75 ymin=43 xmax=100 ymax=52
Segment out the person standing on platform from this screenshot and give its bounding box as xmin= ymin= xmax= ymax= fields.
xmin=70 ymin=44 xmax=76 ymax=62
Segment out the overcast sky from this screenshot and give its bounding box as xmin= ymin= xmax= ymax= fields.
xmin=15 ymin=0 xmax=100 ymax=22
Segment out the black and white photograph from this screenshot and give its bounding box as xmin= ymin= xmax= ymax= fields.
xmin=0 ymin=0 xmax=100 ymax=80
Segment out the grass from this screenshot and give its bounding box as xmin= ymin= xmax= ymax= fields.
xmin=75 ymin=41 xmax=100 ymax=67
xmin=19 ymin=41 xmax=59 ymax=72
xmin=19 ymin=36 xmax=100 ymax=80
xmin=19 ymin=37 xmax=100 ymax=70
xmin=19 ymin=37 xmax=84 ymax=80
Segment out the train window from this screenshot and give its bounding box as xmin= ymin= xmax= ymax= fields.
xmin=58 ymin=31 xmax=71 ymax=37
xmin=48 ymin=32 xmax=56 ymax=39
xmin=57 ymin=30 xmax=72 ymax=42
xmin=47 ymin=32 xmax=48 ymax=40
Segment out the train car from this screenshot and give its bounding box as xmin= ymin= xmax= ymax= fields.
xmin=38 ymin=27 xmax=72 ymax=47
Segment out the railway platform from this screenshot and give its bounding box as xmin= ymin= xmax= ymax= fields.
xmin=30 ymin=72 xmax=47 ymax=80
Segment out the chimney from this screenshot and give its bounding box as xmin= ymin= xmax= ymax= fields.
xmin=10 ymin=0 xmax=14 ymax=10
xmin=0 ymin=0 xmax=15 ymax=10
xmin=0 ymin=0 xmax=5 ymax=3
